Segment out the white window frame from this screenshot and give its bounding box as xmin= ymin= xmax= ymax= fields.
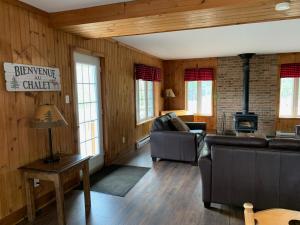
xmin=279 ymin=77 xmax=300 ymax=118
xmin=136 ymin=80 xmax=155 ymax=124
xmin=185 ymin=80 xmax=213 ymax=116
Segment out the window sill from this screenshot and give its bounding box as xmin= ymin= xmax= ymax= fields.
xmin=136 ymin=117 xmax=156 ymax=126
xmin=193 ymin=114 xmax=214 ymax=117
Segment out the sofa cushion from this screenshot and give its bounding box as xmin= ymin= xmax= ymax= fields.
xmin=151 ymin=115 xmax=173 ymax=131
xmin=167 ymin=112 xmax=177 ymax=119
xmin=205 ymin=135 xmax=268 ymax=150
xmin=170 ymin=117 xmax=190 ymax=132
xmin=269 ymin=138 xmax=300 ymax=151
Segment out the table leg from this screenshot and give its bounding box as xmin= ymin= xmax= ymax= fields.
xmin=24 ymin=173 xmax=36 ymax=222
xmin=82 ymin=162 xmax=91 ymax=215
xmin=54 ymin=174 xmax=66 ymax=225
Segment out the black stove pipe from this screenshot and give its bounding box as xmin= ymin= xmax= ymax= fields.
xmin=239 ymin=53 xmax=255 ymax=115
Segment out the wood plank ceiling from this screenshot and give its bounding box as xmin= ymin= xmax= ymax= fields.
xmin=49 ymin=0 xmax=300 ymax=38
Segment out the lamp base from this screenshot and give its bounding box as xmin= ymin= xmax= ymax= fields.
xmin=43 ymin=154 xmax=61 ymax=163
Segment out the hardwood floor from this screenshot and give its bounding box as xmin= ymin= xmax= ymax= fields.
xmin=18 ymin=144 xmax=244 ymax=225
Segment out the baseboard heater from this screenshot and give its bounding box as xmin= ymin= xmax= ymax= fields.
xmin=136 ymin=135 xmax=150 ymax=149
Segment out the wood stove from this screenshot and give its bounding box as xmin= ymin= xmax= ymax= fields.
xmin=233 ymin=53 xmax=258 ymax=133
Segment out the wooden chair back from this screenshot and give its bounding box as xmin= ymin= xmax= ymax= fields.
xmin=244 ymin=203 xmax=300 ymax=225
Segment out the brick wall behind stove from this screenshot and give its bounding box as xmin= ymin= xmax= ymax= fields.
xmin=216 ymin=55 xmax=278 ymax=135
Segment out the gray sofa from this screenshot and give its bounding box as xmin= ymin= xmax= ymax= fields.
xmin=199 ymin=135 xmax=300 ymax=210
xmin=150 ymin=112 xmax=206 ymax=164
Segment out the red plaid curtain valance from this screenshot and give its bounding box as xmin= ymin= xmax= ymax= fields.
xmin=135 ymin=64 xmax=161 ymax=81
xmin=280 ymin=63 xmax=300 ymax=78
xmin=184 ymin=68 xmax=214 ymax=81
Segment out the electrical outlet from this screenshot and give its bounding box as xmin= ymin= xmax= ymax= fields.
xmin=65 ymin=95 xmax=70 ymax=104
xmin=122 ymin=136 xmax=126 ymax=144
xmin=33 ymin=178 xmax=40 ymax=188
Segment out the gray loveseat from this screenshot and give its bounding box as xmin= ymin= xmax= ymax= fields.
xmin=199 ymin=135 xmax=300 ymax=210
xmin=150 ymin=112 xmax=206 ymax=164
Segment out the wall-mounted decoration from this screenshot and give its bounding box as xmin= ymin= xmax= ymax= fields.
xmin=4 ymin=63 xmax=61 ymax=92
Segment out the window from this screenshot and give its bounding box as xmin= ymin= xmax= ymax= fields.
xmin=74 ymin=52 xmax=103 ymax=158
xmin=186 ymin=80 xmax=213 ymax=116
xmin=279 ymin=77 xmax=300 ymax=118
xmin=136 ymin=79 xmax=155 ymax=123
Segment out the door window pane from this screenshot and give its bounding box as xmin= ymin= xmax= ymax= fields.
xmin=82 ymin=64 xmax=89 ymax=83
xmin=90 ymin=84 xmax=97 ymax=102
xmin=77 ymin=84 xmax=84 ymax=103
xmin=76 ymin=64 xmax=83 ymax=83
xmin=78 ymin=104 xmax=84 ymax=123
xmin=89 ymin=65 xmax=96 ymax=84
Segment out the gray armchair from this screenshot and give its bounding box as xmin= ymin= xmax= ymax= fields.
xmin=150 ymin=112 xmax=206 ymax=164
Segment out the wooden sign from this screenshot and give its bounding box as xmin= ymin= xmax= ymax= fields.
xmin=4 ymin=62 xmax=61 ymax=92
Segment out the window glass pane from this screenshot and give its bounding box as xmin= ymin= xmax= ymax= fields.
xmin=76 ymin=64 xmax=83 ymax=83
xmin=90 ymin=84 xmax=97 ymax=102
xmin=79 ymin=124 xmax=85 ymax=143
xmin=147 ymin=81 xmax=154 ymax=118
xmin=89 ymin=65 xmax=96 ymax=84
xmin=82 ymin=64 xmax=89 ymax=83
xmin=91 ymin=138 xmax=97 ymax=155
xmin=85 ymin=122 xmax=92 ymax=141
xmin=80 ymin=143 xmax=87 ymax=156
xmin=187 ymin=81 xmax=198 ymax=113
xmin=83 ymin=84 xmax=90 ymax=102
xmin=138 ymin=80 xmax=147 ymax=120
xmin=91 ymin=120 xmax=99 ymax=138
xmin=200 ymin=81 xmax=213 ymax=116
xmin=86 ymin=140 xmax=92 ymax=156
xmin=78 ymin=103 xmax=85 ymax=123
xmin=84 ymin=103 xmax=91 ymax=121
xmin=90 ymin=103 xmax=98 ymax=120
xmin=279 ymin=78 xmax=294 ymax=117
xmin=77 ymin=84 xmax=84 ymax=103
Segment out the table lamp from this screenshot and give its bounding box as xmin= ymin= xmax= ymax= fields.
xmin=165 ymin=89 xmax=176 ymax=98
xmin=165 ymin=89 xmax=176 ymax=109
xmin=32 ymin=104 xmax=68 ymax=163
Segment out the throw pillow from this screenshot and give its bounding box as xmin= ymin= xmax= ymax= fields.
xmin=170 ymin=117 xmax=190 ymax=132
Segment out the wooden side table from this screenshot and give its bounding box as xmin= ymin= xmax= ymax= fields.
xmin=20 ymin=154 xmax=91 ymax=225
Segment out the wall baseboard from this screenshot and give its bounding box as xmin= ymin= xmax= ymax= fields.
xmin=0 ymin=178 xmax=79 ymax=225
xmin=136 ymin=135 xmax=150 ymax=149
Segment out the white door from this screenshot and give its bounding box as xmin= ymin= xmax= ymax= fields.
xmin=73 ymin=52 xmax=104 ymax=174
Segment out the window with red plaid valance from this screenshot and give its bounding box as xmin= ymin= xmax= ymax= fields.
xmin=135 ymin=64 xmax=161 ymax=81
xmin=280 ymin=63 xmax=300 ymax=78
xmin=184 ymin=68 xmax=214 ymax=81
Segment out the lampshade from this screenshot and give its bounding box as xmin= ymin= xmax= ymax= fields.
xmin=32 ymin=104 xmax=68 ymax=129
xmin=165 ymin=89 xmax=176 ymax=98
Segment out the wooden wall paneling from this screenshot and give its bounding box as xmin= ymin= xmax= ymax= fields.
xmin=0 ymin=1 xmax=11 ymax=219
xmin=276 ymin=53 xmax=300 ymax=132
